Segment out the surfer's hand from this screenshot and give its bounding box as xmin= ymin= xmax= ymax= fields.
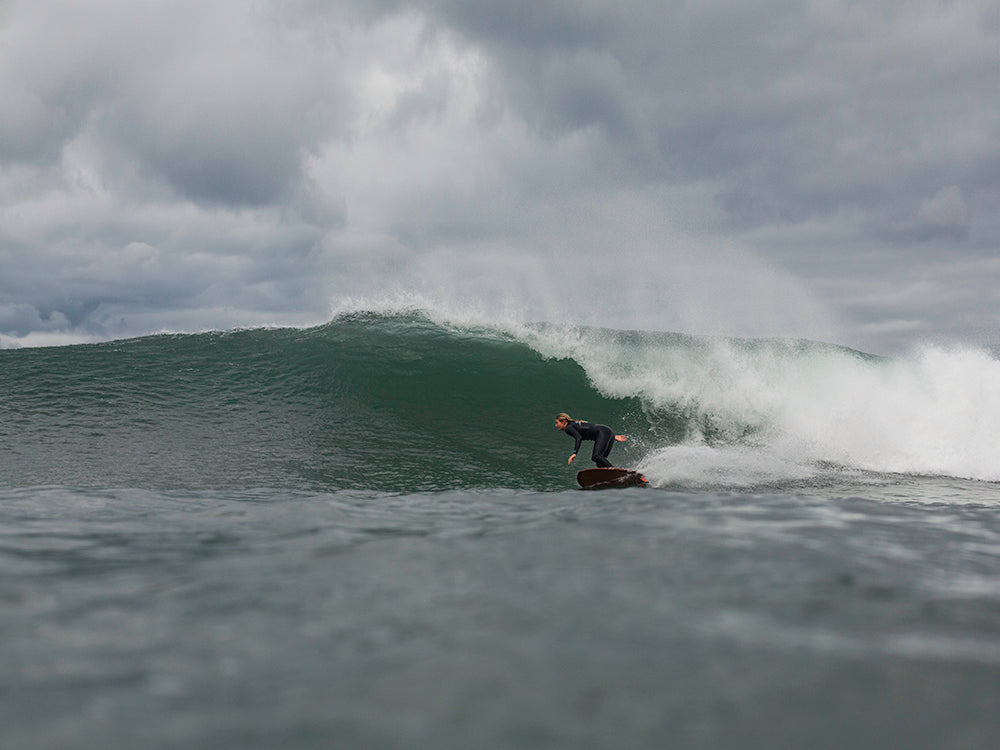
xmin=615 ymin=435 xmax=627 ymax=442
xmin=568 ymin=453 xmax=576 ymax=464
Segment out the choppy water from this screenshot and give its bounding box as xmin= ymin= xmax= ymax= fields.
xmin=2 ymin=312 xmax=999 ymax=748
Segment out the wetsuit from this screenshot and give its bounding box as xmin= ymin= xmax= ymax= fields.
xmin=564 ymin=421 xmax=617 ymax=468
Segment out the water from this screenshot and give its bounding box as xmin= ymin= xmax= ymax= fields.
xmin=2 ymin=312 xmax=999 ymax=748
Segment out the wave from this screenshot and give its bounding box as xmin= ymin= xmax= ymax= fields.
xmin=2 ymin=310 xmax=1000 ymax=490
xmin=521 ymin=320 xmax=1000 ymax=485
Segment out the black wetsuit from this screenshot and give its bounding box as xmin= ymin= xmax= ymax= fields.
xmin=564 ymin=421 xmax=617 ymax=468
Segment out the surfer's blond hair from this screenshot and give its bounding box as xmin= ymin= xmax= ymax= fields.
xmin=555 ymin=413 xmax=573 ymax=423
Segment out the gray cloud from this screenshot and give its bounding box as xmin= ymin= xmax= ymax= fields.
xmin=1 ymin=0 xmax=998 ymax=354
xmin=1 ymin=1 xmax=349 ymax=205
xmin=427 ymin=1 xmax=998 ymax=236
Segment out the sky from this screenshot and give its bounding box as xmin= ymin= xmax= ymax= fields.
xmin=1 ymin=0 xmax=998 ymax=354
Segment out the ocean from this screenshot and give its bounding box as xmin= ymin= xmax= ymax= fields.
xmin=1 ymin=311 xmax=998 ymax=749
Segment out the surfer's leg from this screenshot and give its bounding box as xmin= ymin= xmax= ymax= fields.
xmin=592 ymin=428 xmax=615 ymax=467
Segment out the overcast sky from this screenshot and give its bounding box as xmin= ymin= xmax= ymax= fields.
xmin=1 ymin=0 xmax=997 ymax=353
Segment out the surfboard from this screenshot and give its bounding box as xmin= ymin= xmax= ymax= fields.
xmin=577 ymin=468 xmax=648 ymax=489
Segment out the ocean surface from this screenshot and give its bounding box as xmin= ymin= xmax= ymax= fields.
xmin=1 ymin=311 xmax=999 ymax=749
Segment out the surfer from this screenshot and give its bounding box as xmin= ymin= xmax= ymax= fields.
xmin=555 ymin=413 xmax=627 ymax=468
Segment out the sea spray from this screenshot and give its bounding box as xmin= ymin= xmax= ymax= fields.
xmin=520 ymin=323 xmax=1000 ymax=483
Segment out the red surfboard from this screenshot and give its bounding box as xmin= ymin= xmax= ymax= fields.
xmin=577 ymin=468 xmax=648 ymax=489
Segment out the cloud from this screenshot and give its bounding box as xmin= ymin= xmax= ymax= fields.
xmin=447 ymin=2 xmax=995 ymax=225
xmin=1 ymin=0 xmax=998 ymax=354
xmin=914 ymin=186 xmax=971 ymax=241
xmin=1 ymin=1 xmax=354 ymax=204
xmin=0 ymin=0 xmax=356 ymax=343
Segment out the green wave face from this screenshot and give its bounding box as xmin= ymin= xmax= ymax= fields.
xmin=3 ymin=311 xmax=998 ymax=490
xmin=0 ymin=314 xmax=646 ymax=491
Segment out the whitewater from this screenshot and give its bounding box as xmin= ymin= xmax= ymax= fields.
xmin=519 ymin=320 xmax=1000 ymax=486
xmin=1 ymin=309 xmax=999 ymax=749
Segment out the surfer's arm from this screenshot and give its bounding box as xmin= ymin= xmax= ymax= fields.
xmin=615 ymin=435 xmax=627 ymax=442
xmin=564 ymin=424 xmax=584 ymax=456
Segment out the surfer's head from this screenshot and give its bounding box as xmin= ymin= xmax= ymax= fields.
xmin=554 ymin=413 xmax=572 ymax=430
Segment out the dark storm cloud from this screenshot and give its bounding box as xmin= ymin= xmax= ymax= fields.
xmin=99 ymin=47 xmax=345 ymax=208
xmin=1 ymin=0 xmax=998 ymax=352
xmin=0 ymin=1 xmax=348 ymax=208
xmin=0 ymin=0 xmax=355 ymax=345
xmin=420 ymin=0 xmax=999 ymax=240
xmin=391 ymin=0 xmax=999 ymax=353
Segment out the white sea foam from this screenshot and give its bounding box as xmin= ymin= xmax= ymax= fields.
xmin=568 ymin=331 xmax=1000 ymax=484
xmin=513 ymin=321 xmax=1000 ymax=484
